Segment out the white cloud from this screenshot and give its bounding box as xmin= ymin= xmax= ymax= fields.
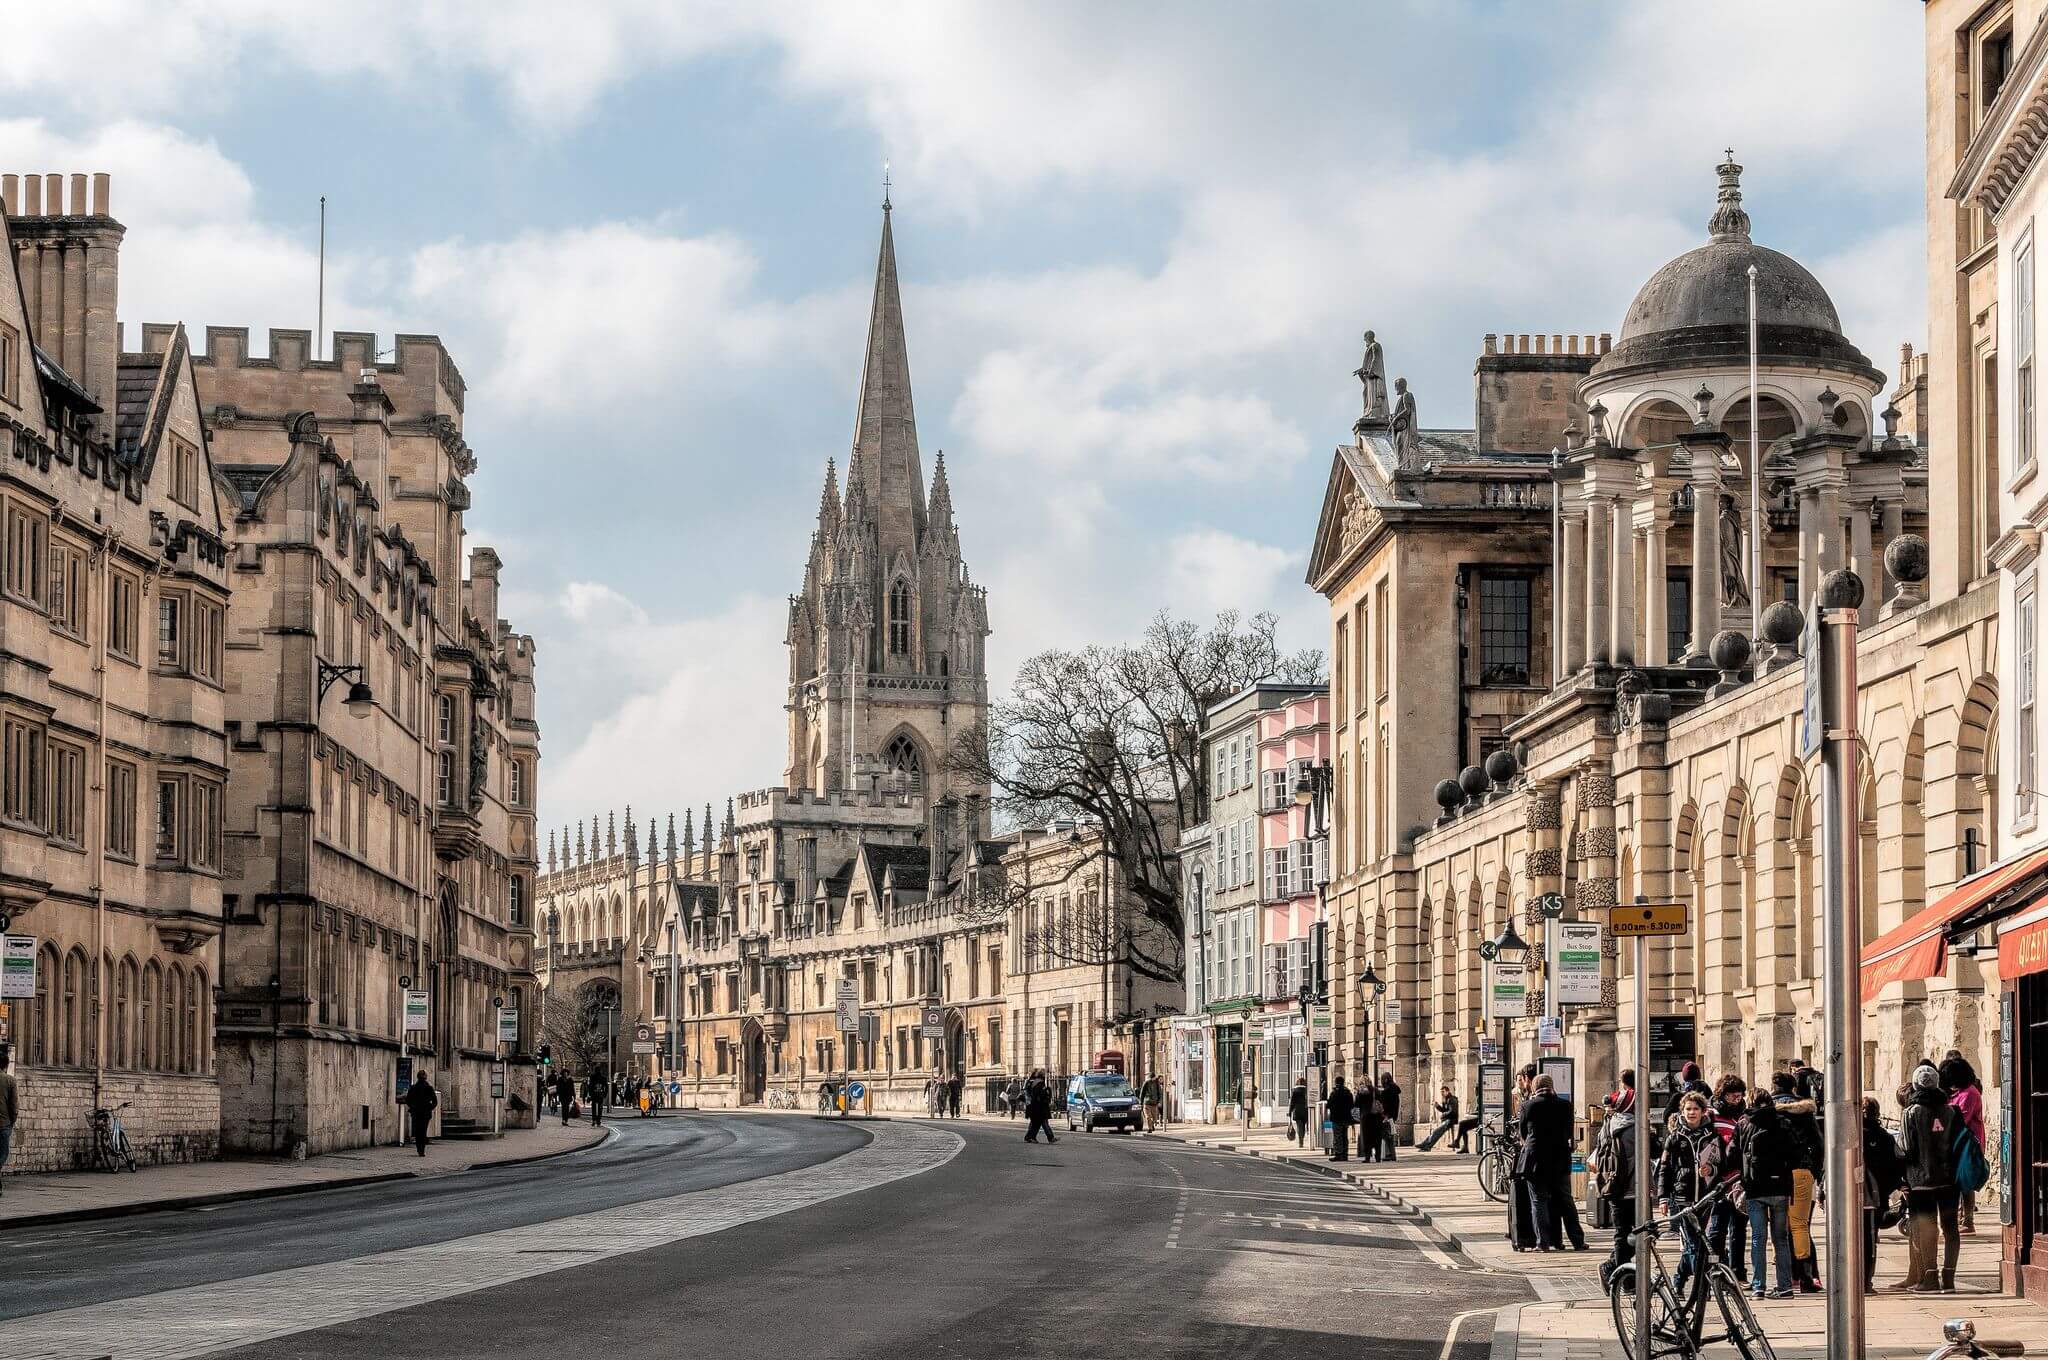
xmin=1164 ymin=529 xmax=1304 ymax=619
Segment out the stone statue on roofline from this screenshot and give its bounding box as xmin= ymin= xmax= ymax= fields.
xmin=1354 ymin=330 xmax=1388 ymax=421
xmin=1719 ymin=492 xmax=1751 ymax=608
xmin=1390 ymin=377 xmax=1420 ymax=469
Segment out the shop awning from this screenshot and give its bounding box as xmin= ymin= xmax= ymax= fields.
xmin=1860 ymin=845 xmax=2048 ymax=1001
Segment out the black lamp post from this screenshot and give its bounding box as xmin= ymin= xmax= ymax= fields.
xmin=1482 ymin=918 xmax=1530 ymax=1102
xmin=1357 ymin=960 xmax=1385 ymax=1080
xmin=1294 ymin=759 xmax=1333 ymax=1091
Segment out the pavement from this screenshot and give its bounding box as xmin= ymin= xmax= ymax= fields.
xmin=3 ymin=1110 xmax=1528 ymax=1359
xmin=1168 ymin=1121 xmax=2048 ymax=1359
xmin=0 ymin=1117 xmax=610 ymax=1230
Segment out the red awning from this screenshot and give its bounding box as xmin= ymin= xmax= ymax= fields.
xmin=1861 ymin=846 xmax=2048 ymax=1001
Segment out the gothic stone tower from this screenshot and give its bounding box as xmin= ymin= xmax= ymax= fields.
xmin=785 ymin=200 xmax=991 ymax=814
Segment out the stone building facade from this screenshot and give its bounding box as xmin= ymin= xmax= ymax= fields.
xmin=192 ymin=327 xmax=541 ymax=1155
xmin=0 ymin=173 xmax=233 ymax=1170
xmin=1308 ymin=158 xmax=1986 ymax=1162
xmin=536 ymin=203 xmax=1173 ymax=1109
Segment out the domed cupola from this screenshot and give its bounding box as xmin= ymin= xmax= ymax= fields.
xmin=1591 ymin=154 xmax=1882 ymax=388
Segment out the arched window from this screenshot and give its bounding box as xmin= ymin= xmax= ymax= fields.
xmin=31 ymin=944 xmax=54 ymax=1066
xmin=61 ymin=949 xmax=84 ymax=1066
xmin=161 ymin=966 xmax=180 ymax=1072
xmin=187 ymin=969 xmax=205 ymax=1074
xmin=116 ymin=957 xmax=136 ymax=1068
xmin=884 ymin=733 xmax=924 ymax=792
xmin=888 ymin=579 xmax=911 ymax=656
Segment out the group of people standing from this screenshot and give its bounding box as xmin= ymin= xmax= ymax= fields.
xmin=924 ymin=1074 xmax=965 ymax=1118
xmin=1591 ymin=1051 xmax=1988 ymax=1300
xmin=1307 ymin=1071 xmax=1403 ymax=1162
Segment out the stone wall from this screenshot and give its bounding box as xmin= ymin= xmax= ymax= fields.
xmin=10 ymin=1067 xmax=220 ymax=1173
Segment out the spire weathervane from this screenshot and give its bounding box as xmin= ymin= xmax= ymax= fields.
xmin=883 ymin=159 xmax=892 ymax=212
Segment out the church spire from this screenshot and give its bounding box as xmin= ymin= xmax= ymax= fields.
xmin=816 ymin=457 xmax=840 ymax=535
xmin=849 ymin=199 xmax=926 ymax=543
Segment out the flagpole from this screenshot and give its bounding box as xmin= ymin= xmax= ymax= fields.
xmin=1747 ymin=262 xmax=1763 ymax=625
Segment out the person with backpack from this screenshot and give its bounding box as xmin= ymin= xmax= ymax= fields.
xmin=1733 ymin=1091 xmax=1797 ymax=1299
xmin=1771 ymin=1071 xmax=1823 ymax=1294
xmin=1941 ymin=1051 xmax=1986 ymax=1234
xmin=1898 ymin=1062 xmax=1961 ymax=1292
xmin=1706 ymin=1075 xmax=1748 ymax=1278
xmin=1595 ymin=1076 xmax=1643 ymax=1288
xmin=1659 ymin=1091 xmax=1720 ymax=1292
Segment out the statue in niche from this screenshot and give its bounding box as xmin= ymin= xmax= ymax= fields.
xmin=1719 ymin=493 xmax=1751 ymax=608
xmin=1390 ymin=378 xmax=1420 ymax=469
xmin=1354 ymin=330 xmax=1388 ymax=420
xmin=469 ymin=713 xmax=488 ymax=807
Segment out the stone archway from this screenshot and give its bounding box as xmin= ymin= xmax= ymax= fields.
xmin=740 ymin=1018 xmax=767 ymax=1104
xmin=945 ymin=1012 xmax=967 ymax=1076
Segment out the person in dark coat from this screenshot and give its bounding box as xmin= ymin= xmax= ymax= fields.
xmin=1418 ymin=1085 xmax=1460 ymax=1152
xmin=556 ymin=1070 xmax=577 ymax=1124
xmin=1377 ymin=1072 xmax=1403 ymax=1161
xmin=946 ymin=1073 xmax=964 ymax=1119
xmin=584 ymin=1070 xmax=608 ymax=1126
xmin=1658 ymin=1090 xmax=1720 ymax=1291
xmin=1354 ymin=1075 xmax=1384 ymax=1162
xmin=1595 ymin=1084 xmax=1639 ymax=1287
xmin=1326 ymin=1076 xmax=1354 ymax=1161
xmin=1023 ymin=1068 xmax=1058 ymax=1144
xmin=1899 ymin=1062 xmax=1959 ymax=1293
xmin=1287 ymin=1077 xmax=1311 ymax=1148
xmin=1735 ymin=1092 xmax=1797 ymax=1297
xmin=402 ymin=1068 xmax=438 ymax=1156
xmin=1863 ymin=1095 xmax=1905 ymax=1292
xmin=1519 ymin=1073 xmax=1585 ymax=1250
xmin=1771 ymin=1071 xmax=1823 ymax=1292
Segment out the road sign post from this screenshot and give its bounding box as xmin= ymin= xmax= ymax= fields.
xmin=1616 ymin=896 xmax=1686 ymax=1354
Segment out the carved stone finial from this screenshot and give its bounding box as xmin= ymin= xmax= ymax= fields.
xmin=1709 ymin=150 xmax=1751 ymax=242
xmin=1588 ymin=400 xmax=1610 ymax=446
xmin=1434 ymin=778 xmax=1463 ymax=826
xmin=1880 ymin=402 xmax=1903 ymax=445
xmin=1883 ymin=533 xmax=1930 ymax=617
xmin=1692 ymin=384 xmax=1714 ymax=428
xmin=1758 ymin=600 xmax=1804 ymax=672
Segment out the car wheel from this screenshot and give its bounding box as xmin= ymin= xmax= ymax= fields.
xmin=1085 ymin=1116 xmax=1095 ymax=1133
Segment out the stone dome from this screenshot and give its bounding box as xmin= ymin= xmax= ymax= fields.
xmin=1593 ymin=155 xmax=1879 ymax=385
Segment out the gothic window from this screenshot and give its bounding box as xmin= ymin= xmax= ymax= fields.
xmin=885 ymin=733 xmax=924 ymax=792
xmin=888 ymin=579 xmax=911 ymax=656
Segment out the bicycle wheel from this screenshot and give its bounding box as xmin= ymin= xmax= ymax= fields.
xmin=1707 ymin=1267 xmax=1777 ymax=1360
xmin=1609 ymin=1262 xmax=1690 ymax=1360
xmin=1477 ymin=1148 xmax=1508 ymax=1202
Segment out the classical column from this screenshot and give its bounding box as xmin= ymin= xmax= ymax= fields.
xmin=1877 ymin=500 xmax=1904 ymax=611
xmin=1687 ymin=483 xmax=1720 ymax=664
xmin=1585 ymin=494 xmax=1612 ymax=667
xmin=1797 ymin=488 xmax=1818 ymax=623
xmin=1611 ymin=496 xmax=1637 ymax=666
xmin=1643 ymin=519 xmax=1669 ymax=665
xmin=1562 ymin=507 xmax=1588 ymax=675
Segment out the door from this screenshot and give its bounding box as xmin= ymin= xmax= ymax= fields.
xmin=744 ymin=1027 xmax=767 ymax=1104
xmin=1215 ymin=1025 xmax=1243 ymax=1112
xmin=947 ymin=1016 xmax=966 ymax=1075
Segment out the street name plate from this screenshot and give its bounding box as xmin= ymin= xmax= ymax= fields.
xmin=1609 ymin=902 xmax=1686 ymax=936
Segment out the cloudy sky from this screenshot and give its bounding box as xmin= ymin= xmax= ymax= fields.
xmin=4 ymin=2 xmax=1926 ymax=839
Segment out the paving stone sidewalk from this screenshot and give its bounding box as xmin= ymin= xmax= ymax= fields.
xmin=1173 ymin=1124 xmax=2047 ymax=1360
xmin=0 ymin=1118 xmax=608 ymax=1229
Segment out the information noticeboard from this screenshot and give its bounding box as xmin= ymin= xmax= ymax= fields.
xmin=1477 ymin=1061 xmax=1508 ymax=1122
xmin=1538 ymin=1056 xmax=1575 ymax=1106
xmin=1548 ymin=920 xmax=1603 ymax=1005
xmin=1647 ymin=1015 xmax=1698 ymax=1090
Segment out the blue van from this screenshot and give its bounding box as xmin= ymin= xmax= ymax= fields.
xmin=1066 ymin=1071 xmax=1143 ymax=1133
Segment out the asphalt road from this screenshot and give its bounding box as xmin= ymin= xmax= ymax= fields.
xmin=1 ymin=1110 xmax=865 ymax=1321
xmin=187 ymin=1114 xmax=1532 ymax=1360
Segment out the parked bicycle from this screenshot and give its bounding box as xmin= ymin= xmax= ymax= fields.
xmin=89 ymin=1101 xmax=138 ymax=1173
xmin=1923 ymin=1316 xmax=2024 ymax=1358
xmin=1476 ymin=1114 xmax=1520 ymax=1203
xmin=1608 ymin=1181 xmax=1773 ymax=1360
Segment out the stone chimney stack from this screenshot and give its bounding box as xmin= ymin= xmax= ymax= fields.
xmin=4 ymin=170 xmax=123 ymax=439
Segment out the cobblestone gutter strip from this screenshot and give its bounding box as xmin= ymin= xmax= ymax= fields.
xmin=0 ymin=1127 xmax=618 ymax=1236
xmin=0 ymin=1121 xmax=963 ymax=1360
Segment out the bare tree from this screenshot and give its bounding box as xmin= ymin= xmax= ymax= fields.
xmin=950 ymin=610 xmax=1323 ymax=984
xmin=539 ymin=980 xmax=621 ymax=1077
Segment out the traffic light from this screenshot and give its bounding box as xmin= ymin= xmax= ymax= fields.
xmin=537 ymin=1044 xmax=553 ymax=1069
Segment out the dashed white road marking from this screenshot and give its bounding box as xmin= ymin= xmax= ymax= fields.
xmin=0 ymin=1121 xmax=962 ymax=1360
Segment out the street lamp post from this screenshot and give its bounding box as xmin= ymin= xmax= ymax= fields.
xmin=1481 ymin=918 xmax=1530 ymax=1095
xmin=1357 ymin=961 xmax=1385 ymax=1084
xmin=1293 ymin=758 xmax=1333 ymax=1094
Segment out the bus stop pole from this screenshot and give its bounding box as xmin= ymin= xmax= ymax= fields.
xmin=1634 ymin=933 xmax=1650 ymax=1351
xmin=1819 ymin=572 xmax=1866 ymax=1360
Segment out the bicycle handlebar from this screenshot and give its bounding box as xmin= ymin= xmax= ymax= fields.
xmin=1628 ymin=1179 xmax=1730 ymax=1239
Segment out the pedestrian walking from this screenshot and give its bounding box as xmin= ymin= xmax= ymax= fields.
xmin=586 ymin=1070 xmax=608 ymax=1126
xmin=1941 ymin=1051 xmax=1985 ymax=1234
xmin=947 ymin=1073 xmax=964 ymax=1119
xmin=403 ymin=1067 xmax=438 ymax=1156
xmin=1005 ymin=1075 xmax=1025 ymax=1119
xmin=1022 ymin=1068 xmax=1058 ymax=1144
xmin=1377 ymin=1072 xmax=1402 ymax=1161
xmin=1286 ymin=1076 xmax=1310 ymax=1147
xmin=1898 ymin=1061 xmax=1960 ymax=1293
xmin=1659 ymin=1091 xmax=1719 ymax=1291
xmin=1519 ymin=1073 xmax=1586 ymax=1251
xmin=1326 ymin=1076 xmax=1354 ymax=1161
xmin=1355 ymin=1073 xmax=1383 ymax=1162
xmin=1595 ymin=1077 xmax=1639 ymax=1288
xmin=557 ymin=1070 xmax=576 ymax=1125
xmin=1418 ymin=1084 xmax=1460 ymax=1152
xmin=0 ymin=1044 xmax=17 ymax=1194
xmin=1734 ymin=1090 xmax=1797 ymax=1299
xmin=1142 ymin=1072 xmax=1166 ymax=1133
